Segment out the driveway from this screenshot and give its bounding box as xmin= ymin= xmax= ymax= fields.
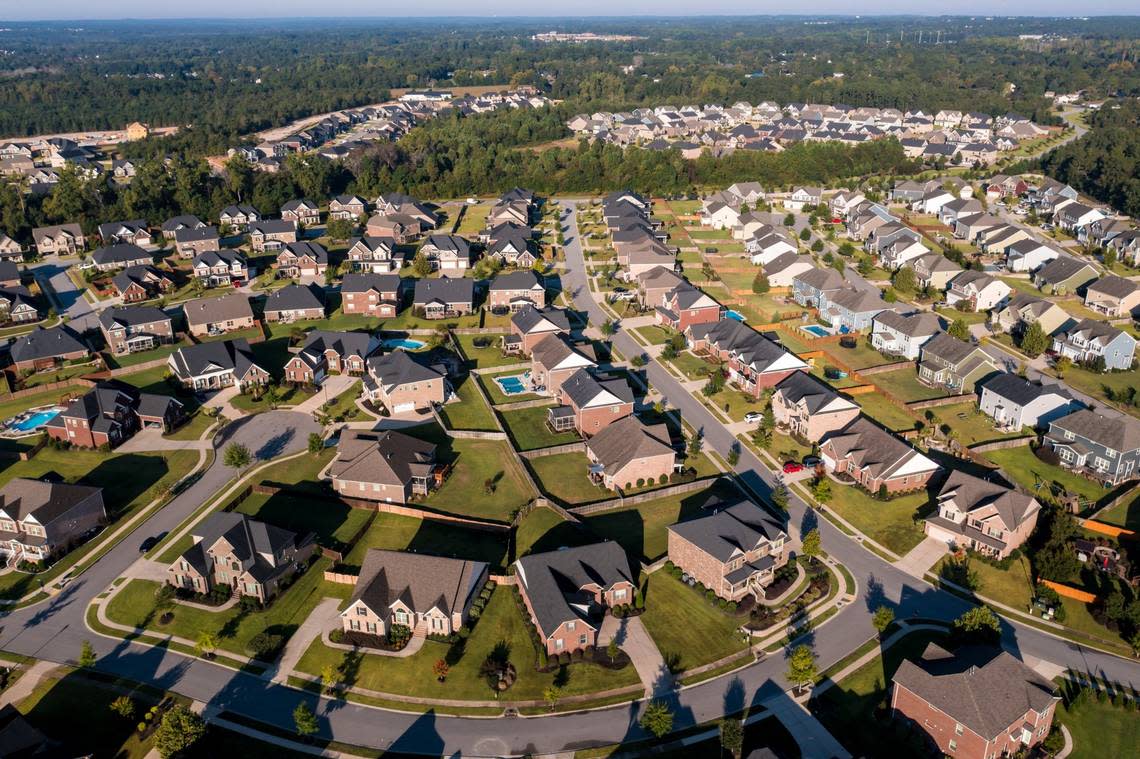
xmin=292 ymin=375 xmax=358 ymax=415
xmin=269 ymin=597 xmax=341 ymax=684
xmin=598 ymin=615 xmax=671 ymax=697
xmin=895 ymin=536 xmax=951 ymax=579
xmin=116 ymin=427 xmax=213 ymax=453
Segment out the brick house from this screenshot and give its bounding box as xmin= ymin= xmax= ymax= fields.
xmin=173 ymin=227 xmax=221 ymax=259
xmin=161 ymin=215 xmax=207 ymax=241
xmin=166 ymin=512 xmax=316 ymax=603
xmin=44 ymin=383 xmax=183 ymax=448
xmin=585 ymin=416 xmax=676 ymax=490
xmin=507 ymin=305 xmax=570 ymax=355
xmin=219 ymin=204 xmax=261 ymax=231
xmin=32 ymin=223 xmax=85 ymax=257
xmin=167 ymin=339 xmax=269 ymax=392
xmin=420 ymin=234 xmax=472 ymax=276
xmin=346 ymin=236 xmax=401 ymax=273
xmin=923 ymin=470 xmax=1041 ymax=559
xmin=365 ymin=213 xmax=422 ymax=243
xmin=340 ymin=549 xmax=488 ymax=638
xmin=0 ymin=479 xmax=106 ymax=565
xmin=98 ymin=306 xmax=174 ymax=355
xmin=362 ymin=351 xmax=447 ymax=413
xmin=485 ymin=224 xmax=536 ymax=268
xmin=191 ymin=249 xmax=249 ymax=287
xmin=636 ymin=266 xmax=686 ymax=309
xmin=891 ymin=644 xmax=1058 ymax=758
xmin=91 ymin=243 xmax=153 ymax=272
xmin=515 ymin=542 xmax=636 ymax=655
xmin=275 ymin=241 xmax=329 ymax=279
xmin=8 ymin=325 xmax=88 ymax=372
xmin=667 ymin=494 xmax=788 ymax=600
xmin=111 ymin=265 xmax=174 ymax=303
xmin=97 ymin=219 xmax=152 ymax=247
xmin=531 ymin=334 xmax=596 ymax=397
xmin=771 ymin=371 xmax=860 ymax=441
xmin=263 ymin=283 xmax=326 ymax=323
xmin=412 ymin=278 xmax=475 ymax=319
xmin=328 ymin=429 xmax=440 ymax=503
xmin=281 ymin=198 xmax=321 ymax=226
xmin=284 ymin=330 xmax=379 ymax=385
xmin=249 ymin=220 xmax=298 ymax=252
xmin=548 ymin=368 xmax=634 ymax=437
xmin=0 ymin=287 xmax=40 ymax=325
xmin=686 ymin=318 xmax=809 ymax=398
xmin=341 ymin=273 xmax=401 ymax=317
xmin=329 ymin=195 xmax=368 ymax=221
xmin=820 ymin=416 xmax=940 ymax=495
xmin=183 ymin=292 xmax=255 ymax=337
xmin=656 ymin=285 xmax=723 ymax=332
xmin=487 ymin=270 xmax=545 ymax=312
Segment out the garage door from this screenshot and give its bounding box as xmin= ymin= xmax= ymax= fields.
xmin=924 ymin=523 xmax=959 ymax=549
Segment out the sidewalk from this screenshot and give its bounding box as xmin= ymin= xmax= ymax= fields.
xmin=0 ymin=661 xmax=59 ymax=709
xmin=894 ymin=537 xmax=950 ymax=579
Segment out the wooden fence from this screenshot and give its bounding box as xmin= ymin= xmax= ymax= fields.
xmin=1081 ymin=519 xmax=1136 ymax=540
xmin=969 ymin=436 xmax=1035 ymax=454
xmin=568 ymin=476 xmax=724 ymax=516
xmin=518 ymin=441 xmax=587 ymax=459
xmin=906 ymin=394 xmax=974 ymax=411
xmin=1040 ymin=580 xmax=1097 ymax=604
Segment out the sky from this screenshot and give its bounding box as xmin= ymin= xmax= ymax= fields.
xmin=1 ymin=2 xmax=1137 ymax=20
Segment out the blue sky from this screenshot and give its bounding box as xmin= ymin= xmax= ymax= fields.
xmin=2 ymin=3 xmax=1137 ymax=19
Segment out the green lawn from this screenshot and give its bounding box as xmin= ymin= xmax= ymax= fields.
xmin=854 ymin=394 xmax=919 ymax=433
xmin=1094 ymin=494 xmax=1140 ymax=531
xmin=234 ymin=491 xmax=371 ymax=553
xmin=19 ymin=361 xmax=99 ymax=390
xmin=936 ymin=554 xmax=1035 ymax=609
xmin=105 ymin=562 xmax=351 ymax=659
xmin=498 ymin=404 xmax=580 ymax=451
xmin=417 ymin=431 xmax=533 ymax=522
xmin=933 ymin=402 xmax=1028 ymax=446
xmin=477 ymin=368 xmax=544 ymax=406
xmin=869 ymin=368 xmax=948 ymax=403
xmin=667 ymin=351 xmax=717 ymax=380
xmin=314 ymin=381 xmax=369 ymax=424
xmin=295 ymin=586 xmax=639 ymax=701
xmin=453 ymin=333 xmax=521 ymax=370
xmin=438 ymin=375 xmax=498 ymax=432
xmin=527 ymin=452 xmax=610 ymax=505
xmin=342 ymin=511 xmax=509 ymax=573
xmin=823 ymin=485 xmax=931 ymax=556
xmin=514 ymin=504 xmax=594 ymax=558
xmin=0 ymin=384 xmax=88 ymax=425
xmin=163 ymin=409 xmax=218 ymax=441
xmin=632 ymin=326 xmax=675 ymax=346
xmin=640 ymin=570 xmax=749 ymax=673
xmin=1061 ymin=686 xmax=1140 ymax=759
xmin=1055 ymin=364 xmax=1140 ymax=422
xmin=983 ymin=445 xmax=1111 ymax=509
xmin=104 ymin=338 xmax=191 ymax=370
xmin=822 ymin=340 xmax=893 ymax=370
xmin=705 ymin=387 xmax=763 ymax=422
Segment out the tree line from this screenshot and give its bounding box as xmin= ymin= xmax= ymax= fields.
xmin=1040 ymin=99 xmax=1140 ymax=218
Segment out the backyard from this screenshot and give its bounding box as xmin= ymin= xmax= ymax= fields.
xmin=341 ymin=511 xmax=509 ymax=573
xmin=983 ymin=445 xmax=1113 ymax=510
xmin=418 ymin=434 xmax=533 ymax=522
xmin=640 ymin=570 xmax=750 ymax=673
xmin=438 ymin=374 xmax=498 ymax=432
xmin=868 ymin=368 xmax=948 ymax=403
xmin=453 ymin=333 xmax=520 ymax=370
xmin=498 ymin=404 xmax=580 ymax=451
xmin=932 ymin=402 xmax=1029 ymax=447
xmin=477 ymin=368 xmax=545 ymax=406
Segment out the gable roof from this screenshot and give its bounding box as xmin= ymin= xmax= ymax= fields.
xmin=980 ymin=373 xmax=1074 ymax=407
xmin=938 ymin=469 xmax=1039 ymax=532
xmin=511 ymin=305 xmax=570 ymax=334
xmin=585 ymin=416 xmax=674 ymax=472
xmin=560 ymin=368 xmax=633 ymax=410
xmin=365 ymin=350 xmax=444 ymax=388
xmin=98 ymin=305 xmax=170 ymax=331
xmin=0 ymin=478 xmax=102 ymax=524
xmin=169 ymin=338 xmax=262 ymax=380
xmin=515 ymin=542 xmax=634 ymax=636
xmin=822 ymin=416 xmax=939 ymax=481
xmin=328 ymin=429 xmax=437 ymax=487
xmin=1048 ymin=409 xmax=1140 ymax=453
xmin=490 ymin=269 xmax=544 ymax=292
xmin=342 ymin=272 xmax=401 ymax=294
xmin=9 ymin=325 xmax=86 ymax=363
xmin=668 ymin=496 xmax=787 ymax=562
xmin=349 ymin=548 xmax=487 ymax=619
xmin=263 ymin=283 xmax=325 ymax=313
xmin=182 ymin=291 xmax=254 ymax=327
xmin=413 ymin=277 xmax=474 ymax=305
xmin=1086 ymin=275 xmax=1140 ymax=300
xmin=872 ymin=310 xmax=942 ymax=337
xmin=774 ymin=371 xmax=858 ymax=415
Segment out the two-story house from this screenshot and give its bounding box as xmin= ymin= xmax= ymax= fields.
xmin=342 ymin=273 xmax=401 ymax=317
xmin=978 ymin=373 xmax=1081 ymax=432
xmin=346 ymin=236 xmax=401 ymax=273
xmin=362 ymin=351 xmax=447 ymax=413
xmin=820 ymin=416 xmax=940 ymax=495
xmin=507 ymin=305 xmax=571 ymax=356
xmin=219 ymin=204 xmax=261 ymax=231
xmin=906 ymin=252 xmax=962 ymax=291
xmin=918 ymin=333 xmax=1000 ymax=393
xmin=548 ymin=368 xmax=634 ymax=437
xmin=945 ymin=271 xmax=1011 ymax=312
xmin=656 ymin=284 xmax=723 ymax=332
xmin=98 ymin=219 xmax=152 ymax=247
xmin=32 ymin=223 xmax=85 ymax=257
xmin=281 ymin=198 xmax=321 ymax=226
xmin=989 ymin=293 xmax=1072 ymax=338
xmin=584 ymin=416 xmax=676 ymax=490
xmin=1083 ymin=275 xmax=1140 ymax=317
xmin=275 ymin=241 xmax=328 ymax=279
xmin=771 ymin=371 xmax=860 ymax=441
xmin=1033 ymin=256 xmax=1099 ymax=295
xmin=44 ymin=383 xmax=183 ymax=448
xmin=0 ymin=479 xmax=106 ymax=565
xmin=792 ymin=267 xmax=845 ymax=308
xmin=1044 ymin=409 xmax=1140 ymax=486
xmin=686 ymin=318 xmax=809 ymax=398
xmin=818 ymin=288 xmax=886 ymax=333
xmin=1004 ymin=239 xmax=1062 ymax=273
xmin=284 ymin=330 xmax=379 ymax=385
xmin=167 ymin=339 xmax=269 ymax=392
xmin=192 ymin=249 xmax=249 ymax=287
xmin=420 ymin=234 xmax=472 ymax=276
xmin=531 ymin=334 xmax=597 ymax=397
xmin=329 ymin=429 xmax=440 ymax=503
xmin=924 ymin=470 xmax=1041 ymax=559
xmin=173 ymin=226 xmax=221 ymax=259
xmin=329 ymin=195 xmax=368 ymax=221
xmin=487 ymin=270 xmax=545 ymax=312
xmin=870 ymin=311 xmax=941 ymax=360
xmin=1051 ymin=318 xmax=1137 ymax=371
xmin=248 ymin=220 xmax=298 ymax=252
xmin=98 ymin=306 xmax=174 ymax=356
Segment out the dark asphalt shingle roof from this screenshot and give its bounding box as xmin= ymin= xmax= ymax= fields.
xmin=515 ymin=542 xmax=634 ymax=637
xmin=349 ymin=548 xmax=487 ymax=618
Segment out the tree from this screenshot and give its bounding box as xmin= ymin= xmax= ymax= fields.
xmin=600 ymin=319 xmax=616 ymax=336
xmin=752 ymin=272 xmax=770 ymax=294
xmin=801 ymin=528 xmax=822 ymax=562
xmin=770 ymin=483 xmax=789 ymax=509
xmin=433 ymin=658 xmax=450 ymax=682
xmin=1054 ymin=355 xmax=1073 ymax=377
xmin=783 ymin=213 xmax=796 ymax=227
xmin=412 ymin=250 xmax=432 ymax=278
xmin=308 ymin=432 xmax=324 ymax=455
xmin=892 ymin=266 xmax=917 ymax=294
xmin=195 ymin=631 xmax=217 ymax=658
xmin=543 ymin=685 xmax=562 ymax=712
xmin=727 ymin=444 xmax=740 ymax=467
xmin=811 ymin=477 xmax=832 ymax=504
xmin=154 ymin=706 xmax=206 ymax=759
xmin=785 ymin=644 xmax=818 ymax=693
xmin=223 ymin=442 xmax=251 ymax=469
xmin=947 ymin=318 xmax=970 ymax=341
xmin=606 ymin=639 xmax=620 ymax=664
xmin=872 ymin=605 xmax=895 ymax=635
xmin=1034 ymin=505 xmax=1081 ymax=582
xmin=293 ymin=702 xmax=319 ymax=738
xmin=798 ymin=227 xmax=811 ymax=241
xmin=1018 ymin=320 xmax=1049 ymax=357
xmin=640 ymin=700 xmax=675 ymax=738
xmin=952 ymin=605 xmax=1001 ymax=645
xmin=321 ymin=663 xmax=339 ymax=693
xmin=1103 ymin=246 xmax=1118 ymax=270
xmin=109 ymin=695 xmax=135 ymax=720
xmin=79 ymin=640 xmax=96 ymax=668
xmin=810 ymin=239 xmax=824 ymax=252
xmin=720 ymin=718 xmax=744 ymax=759
xmin=326 ymin=217 xmax=354 ymax=241
xmin=687 ymin=433 xmax=704 ymax=456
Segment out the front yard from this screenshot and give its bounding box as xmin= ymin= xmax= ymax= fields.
xmin=821 ymin=485 xmax=931 ymax=556
xmin=640 ymin=570 xmax=750 ymax=674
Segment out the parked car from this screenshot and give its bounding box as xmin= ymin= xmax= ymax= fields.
xmin=138 ymin=531 xmax=168 ymax=553
xmin=782 ymin=461 xmax=804 ymax=474
xmin=743 ymin=411 xmax=763 ymax=424
xmin=802 ymin=455 xmax=821 ymax=467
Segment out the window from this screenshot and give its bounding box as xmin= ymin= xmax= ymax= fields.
xmin=955 ymin=723 xmax=963 ymax=736
xmin=555 ymin=639 xmax=563 ymax=651
xmin=614 ymin=588 xmax=627 ymax=601
xmin=356 ymin=606 xmax=367 ymax=616
xmin=567 ymin=621 xmax=575 ymax=631
xmin=579 ymin=634 xmax=588 ymax=645
xmin=948 ymin=740 xmax=957 ymax=753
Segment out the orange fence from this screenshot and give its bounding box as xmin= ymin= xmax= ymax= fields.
xmin=1081 ymin=519 xmax=1136 ymax=540
xmin=844 ymin=384 xmax=879 ymax=396
xmin=1040 ymin=580 xmax=1097 ymax=604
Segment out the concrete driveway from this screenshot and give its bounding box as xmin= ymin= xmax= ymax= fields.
xmin=598 ymin=614 xmax=672 ymax=697
xmin=292 ymin=374 xmax=358 ymax=415
xmin=895 ymin=536 xmax=951 ymax=579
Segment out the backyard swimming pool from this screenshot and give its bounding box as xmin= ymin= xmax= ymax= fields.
xmin=381 ymin=338 xmax=426 ymax=351
xmin=726 ymin=310 xmax=746 ymax=322
xmin=802 ymin=325 xmax=831 ymax=337
xmin=494 ymin=373 xmax=531 ymax=396
xmin=9 ymin=407 xmax=63 ymax=433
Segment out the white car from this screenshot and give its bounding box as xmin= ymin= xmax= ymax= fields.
xmin=743 ymin=411 xmax=763 ymax=424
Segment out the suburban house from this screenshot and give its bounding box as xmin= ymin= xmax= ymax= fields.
xmin=1055 ymin=202 xmax=1105 ymax=235
xmin=284 ymin=330 xmax=379 ymax=385
xmin=867 ymin=224 xmax=926 ymax=270
xmin=365 ymin=213 xmax=423 ymax=243
xmin=762 ymin=253 xmax=815 ymax=287
xmin=219 ymin=204 xmax=261 ymax=230
xmin=8 ymin=325 xmax=88 ymax=372
xmin=329 ymin=195 xmax=368 ymax=221
xmin=989 ymin=293 xmax=1072 ymax=337
xmin=263 ymin=283 xmax=326 ymax=323
xmin=656 ymin=285 xmax=723 ymax=332
xmin=978 ymin=373 xmax=1082 ymax=432
xmin=420 ymin=234 xmax=472 ymax=275
xmin=945 ymin=271 xmax=1011 ymax=312
xmin=771 ymin=371 xmax=861 ymax=441
xmin=487 ymin=270 xmax=545 ymax=312
xmin=0 ymin=261 xmax=18 ymax=288
xmin=891 ymin=644 xmax=1057 ymax=758
xmin=1033 ymin=256 xmax=1099 ymax=295
xmin=281 ymin=198 xmax=321 ymax=226
xmin=0 ymin=234 xmax=23 ymax=260
xmin=548 ymin=368 xmax=634 ymax=437
xmin=515 ymin=542 xmax=636 ymax=655
xmin=489 ymin=199 xmax=532 ymax=228
xmin=45 ymin=383 xmax=183 ymax=448
xmin=98 ymin=219 xmax=152 ymax=247
xmin=329 ymin=429 xmax=440 ymax=503
xmin=907 ymin=253 xmax=962 ymax=291
xmin=1004 ymin=239 xmax=1062 ymax=273
xmin=192 ymin=249 xmax=249 ymax=287
xmin=362 ymin=351 xmax=447 ymax=413
xmin=161 ymin=214 xmax=207 ymax=241
xmin=485 ymin=224 xmax=536 ymax=267
xmin=792 ymin=267 xmax=845 ymax=308
xmin=820 ymin=416 xmax=940 ymax=495
xmin=167 ymin=339 xmax=269 ymax=391
xmin=686 ymin=318 xmax=809 ymax=397
xmin=0 ymin=478 xmax=106 ymax=564
xmin=870 ymin=311 xmax=941 ymax=360
xmin=531 ymin=334 xmax=597 ymax=397
xmin=1083 ymin=275 xmax=1140 ymax=317
xmin=667 ymin=494 xmax=788 ymax=600
xmin=248 ymin=220 xmax=298 ymax=252
xmin=98 ymin=306 xmax=175 ymax=356
xmin=637 ymin=266 xmax=687 ymax=308
xmin=275 ymin=241 xmax=329 ymax=279
xmin=508 ymin=305 xmax=571 ymax=355
xmin=0 ymin=286 xmax=40 ymax=325
xmin=32 ymin=223 xmax=85 ymax=256
xmin=342 ymin=273 xmax=401 ymax=317
xmin=111 ymin=265 xmax=174 ymax=302
xmin=1051 ymin=318 xmax=1137 ymax=371
xmin=918 ymin=333 xmax=1000 ymax=393
xmin=784 ymin=186 xmax=822 ymax=211
xmin=1044 ymin=409 xmax=1140 ymax=486
xmin=91 ymin=243 xmax=153 ymax=272
xmin=347 ymin=236 xmax=401 ymax=273
xmin=173 ymin=226 xmax=221 ymax=258
xmin=413 ymin=277 xmax=475 ymax=318
xmin=183 ymin=292 xmax=255 ymax=337
xmin=818 ymin=288 xmax=886 ymax=333
xmin=584 ymin=416 xmax=676 ymax=490
xmin=166 ymin=512 xmax=316 ymax=603
xmin=924 ymin=470 xmax=1041 ymax=559
xmin=746 ymin=230 xmax=797 ymax=265
xmin=339 ymin=549 xmax=488 ymax=638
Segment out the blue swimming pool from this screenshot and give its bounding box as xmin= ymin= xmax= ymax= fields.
xmin=382 ymin=338 xmax=426 ymax=351
xmin=802 ymin=325 xmax=831 ymax=337
xmin=12 ymin=408 xmax=62 ymax=432
xmin=494 ymin=373 xmax=530 ymax=395
xmin=726 ymin=310 xmax=746 ymax=322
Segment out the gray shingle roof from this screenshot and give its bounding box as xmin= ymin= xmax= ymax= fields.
xmin=341 ymin=272 xmax=401 ymax=294
xmin=0 ymin=478 xmax=102 ymax=525
xmin=1086 ymin=274 xmax=1140 ymax=300
xmin=667 ymin=497 xmax=786 ymax=562
xmin=1048 ymin=409 xmax=1140 ymax=453
xmin=263 ymin=283 xmax=325 ymax=314
xmin=9 ymin=325 xmax=87 ymax=363
xmin=511 ymin=305 xmax=570 ymax=334
xmin=413 ymin=277 xmax=474 ymax=306
xmin=169 ymin=338 xmax=261 ymax=380
xmin=560 ymin=368 xmax=633 ymax=410
xmin=182 ymin=292 xmax=254 ymax=327
xmin=349 ymin=548 xmax=487 ymax=619
xmin=515 ymin=542 xmax=634 ymax=636
xmin=365 ymin=351 xmax=443 ymax=388
xmin=979 ymin=373 xmax=1074 ymax=407
xmin=329 ymin=429 xmax=437 ymax=487
xmin=489 ymin=269 xmax=543 ymax=292
xmin=585 ymin=416 xmax=674 ymax=473
xmin=98 ymin=305 xmax=170 ymax=330
xmin=872 ymin=310 xmax=942 ymax=337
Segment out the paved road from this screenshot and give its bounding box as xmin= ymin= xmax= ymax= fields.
xmin=29 ymin=258 xmax=99 ymax=332
xmin=0 ymin=202 xmax=1134 ymax=757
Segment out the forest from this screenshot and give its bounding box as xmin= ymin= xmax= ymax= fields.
xmin=1039 ymin=100 xmax=1140 ymax=218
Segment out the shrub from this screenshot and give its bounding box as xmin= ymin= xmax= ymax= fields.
xmin=469 ymin=607 xmax=482 ymax=621
xmin=247 ymin=632 xmax=285 ymax=660
xmin=538 ymin=649 xmax=548 ymax=669
xmin=636 ymin=478 xmax=645 ymax=487
xmin=559 ymin=652 xmax=570 ymax=665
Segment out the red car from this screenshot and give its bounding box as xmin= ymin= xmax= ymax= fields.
xmin=782 ymin=461 xmax=804 ymax=474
